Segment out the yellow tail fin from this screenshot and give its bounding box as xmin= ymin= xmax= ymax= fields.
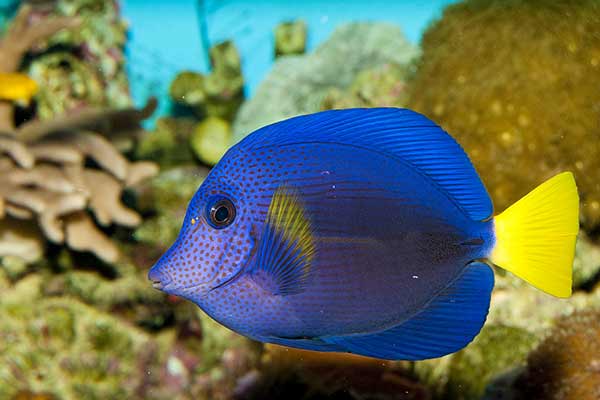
xmin=490 ymin=172 xmax=579 ymax=298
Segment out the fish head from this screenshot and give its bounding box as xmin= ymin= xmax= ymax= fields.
xmin=148 ymin=166 xmax=256 ymax=303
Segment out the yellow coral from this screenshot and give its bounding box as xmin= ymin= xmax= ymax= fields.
xmin=0 ymin=73 xmax=37 ymax=102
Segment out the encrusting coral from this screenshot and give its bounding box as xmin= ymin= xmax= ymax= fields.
xmin=515 ymin=309 xmax=600 ymax=400
xmin=406 ymin=0 xmax=600 ymax=231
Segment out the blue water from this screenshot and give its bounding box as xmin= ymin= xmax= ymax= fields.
xmin=122 ymin=0 xmax=457 ymax=123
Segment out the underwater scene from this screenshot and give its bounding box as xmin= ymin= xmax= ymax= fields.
xmin=0 ymin=0 xmax=599 ymax=399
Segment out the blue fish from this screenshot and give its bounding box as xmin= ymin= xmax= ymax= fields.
xmin=149 ymin=108 xmax=579 ymax=360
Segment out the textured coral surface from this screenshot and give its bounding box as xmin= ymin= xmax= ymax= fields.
xmin=407 ymin=0 xmax=600 ymax=231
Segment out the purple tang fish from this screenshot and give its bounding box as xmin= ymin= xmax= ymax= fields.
xmin=149 ymin=108 xmax=579 ymax=360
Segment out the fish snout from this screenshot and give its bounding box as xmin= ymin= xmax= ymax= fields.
xmin=148 ymin=265 xmax=173 ymax=291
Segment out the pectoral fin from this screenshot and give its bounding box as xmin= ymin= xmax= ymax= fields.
xmin=250 ymin=185 xmax=315 ymax=296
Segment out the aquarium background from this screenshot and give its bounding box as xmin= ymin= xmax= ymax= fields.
xmin=0 ymin=0 xmax=599 ymax=399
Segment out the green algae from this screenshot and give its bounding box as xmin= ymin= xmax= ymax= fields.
xmin=189 ymin=117 xmax=233 ymax=166
xmin=134 ymin=165 xmax=209 ymax=247
xmin=168 ymin=41 xmax=244 ymax=122
xmin=0 ymin=282 xmax=160 ymax=399
xmin=135 ymin=117 xmax=198 ymax=169
xmin=413 ymin=324 xmax=537 ymax=400
xmin=275 ymin=20 xmax=307 ymax=57
xmin=26 ymin=0 xmax=131 ymax=120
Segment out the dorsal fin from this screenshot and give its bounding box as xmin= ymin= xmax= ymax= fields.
xmin=240 ymin=108 xmax=492 ymax=221
xmin=250 ymin=185 xmax=315 ymax=295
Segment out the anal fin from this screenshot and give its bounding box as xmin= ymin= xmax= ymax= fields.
xmin=322 ymin=262 xmax=495 ymax=360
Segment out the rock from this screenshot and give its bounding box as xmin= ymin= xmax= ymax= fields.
xmin=233 ymin=22 xmax=418 ymax=142
xmin=406 ymin=0 xmax=600 ymax=231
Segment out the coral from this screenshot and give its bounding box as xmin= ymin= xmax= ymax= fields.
xmin=572 ymin=234 xmax=600 ymax=289
xmin=321 ymin=63 xmax=410 ymax=110
xmin=0 ymin=3 xmax=80 ymax=132
xmin=233 ymin=22 xmax=418 ymax=142
xmin=412 ymin=324 xmax=536 ymax=400
xmin=242 ymin=346 xmax=430 ymax=400
xmin=169 ymin=41 xmax=244 ymax=122
xmin=488 ymin=242 xmax=600 ymax=336
xmin=406 ymin=0 xmax=600 ymax=230
xmin=25 ymin=0 xmax=131 ymax=121
xmin=28 ymin=52 xmax=105 ymax=120
xmin=135 ymin=117 xmax=197 ymax=169
xmin=170 ymin=72 xmax=205 ymax=108
xmin=134 ymin=165 xmax=210 ymax=248
xmin=0 ymin=218 xmax=44 ymax=265
xmin=516 ymin=309 xmax=600 ymax=400
xmin=274 ymin=20 xmax=307 ymax=57
xmin=0 ymin=100 xmax=158 ymax=263
xmin=189 ymin=117 xmax=232 ymax=166
xmin=0 ymin=276 xmax=163 ymax=400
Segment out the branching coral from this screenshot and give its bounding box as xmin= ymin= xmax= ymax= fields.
xmin=0 ymin=4 xmax=157 ymax=264
xmin=0 ymin=100 xmax=158 ymax=263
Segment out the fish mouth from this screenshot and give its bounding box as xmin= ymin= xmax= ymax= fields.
xmin=148 ymin=267 xmax=173 ymax=292
xmin=151 ymin=279 xmax=165 ymax=290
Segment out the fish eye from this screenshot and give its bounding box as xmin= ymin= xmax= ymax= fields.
xmin=207 ymin=197 xmax=236 ymax=229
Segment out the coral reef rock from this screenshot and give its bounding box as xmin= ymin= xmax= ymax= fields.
xmin=321 ymin=62 xmax=410 ymax=110
xmin=406 ymin=0 xmax=600 ymax=231
xmin=0 ymin=3 xmax=80 ymax=132
xmin=516 ymin=309 xmax=600 ymax=400
xmin=233 ymin=22 xmax=418 ymax=142
xmin=26 ymin=0 xmax=131 ymax=120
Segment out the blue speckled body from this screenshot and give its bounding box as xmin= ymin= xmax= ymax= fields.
xmin=149 ymin=108 xmax=497 ymax=358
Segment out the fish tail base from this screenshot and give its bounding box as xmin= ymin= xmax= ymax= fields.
xmin=490 ymin=172 xmax=579 ymax=298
